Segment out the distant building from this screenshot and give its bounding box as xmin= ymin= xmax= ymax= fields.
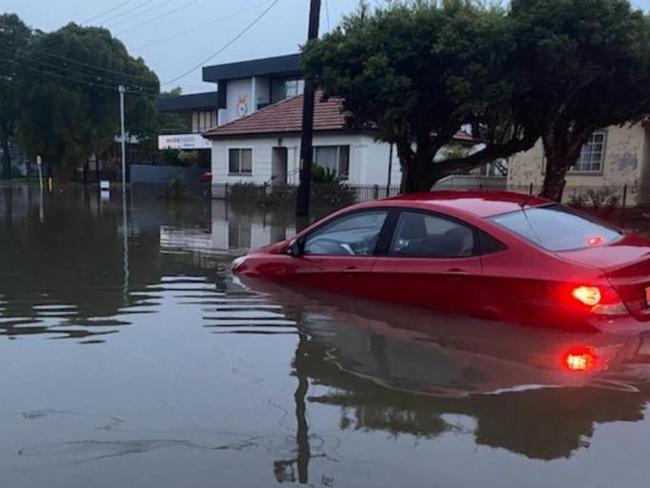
xmin=203 ymin=92 xmax=477 ymax=193
xmin=157 ymin=54 xmax=304 ymax=166
xmin=508 ymin=121 xmax=650 ymax=206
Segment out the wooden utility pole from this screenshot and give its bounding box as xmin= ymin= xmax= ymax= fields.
xmin=295 ymin=0 xmax=321 ymax=217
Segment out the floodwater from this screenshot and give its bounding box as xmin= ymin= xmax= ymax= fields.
xmin=2 ymin=184 xmax=650 ymax=487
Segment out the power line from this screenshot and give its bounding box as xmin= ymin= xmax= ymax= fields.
xmin=0 ymin=40 xmax=158 ymax=85
xmin=82 ymin=0 xmax=132 ymax=24
xmin=133 ymin=0 xmax=272 ymax=50
xmin=117 ymin=0 xmax=199 ymax=35
xmin=3 ymin=58 xmax=154 ymax=95
xmin=325 ymin=0 xmax=331 ymax=31
xmin=0 ymin=49 xmax=158 ymax=94
xmin=94 ymin=0 xmax=157 ymax=26
xmin=162 ymin=0 xmax=281 ymax=86
xmin=105 ymin=0 xmax=180 ymax=28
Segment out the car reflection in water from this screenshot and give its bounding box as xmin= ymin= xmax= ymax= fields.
xmin=237 ymin=275 xmax=650 ymax=463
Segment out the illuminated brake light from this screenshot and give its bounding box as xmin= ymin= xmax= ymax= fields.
xmin=572 ymin=286 xmax=601 ymax=307
xmin=571 ymin=285 xmax=628 ymax=316
xmin=587 ymin=235 xmax=604 ymax=247
xmin=564 ymin=347 xmax=597 ymax=372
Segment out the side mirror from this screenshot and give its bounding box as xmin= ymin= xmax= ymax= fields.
xmin=286 ymin=239 xmax=302 ymax=257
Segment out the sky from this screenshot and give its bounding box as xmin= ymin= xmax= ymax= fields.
xmin=2 ymin=0 xmax=650 ymax=94
xmin=0 ymin=0 xmax=371 ymax=94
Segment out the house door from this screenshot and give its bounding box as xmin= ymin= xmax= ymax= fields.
xmin=271 ymin=147 xmax=288 ymax=185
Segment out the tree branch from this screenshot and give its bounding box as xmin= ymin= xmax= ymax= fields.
xmin=432 ymin=132 xmax=538 ymax=176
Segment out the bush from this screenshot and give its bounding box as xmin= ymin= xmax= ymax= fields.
xmin=167 ymin=176 xmax=186 ymax=199
xmin=227 ymin=181 xmax=357 ymax=209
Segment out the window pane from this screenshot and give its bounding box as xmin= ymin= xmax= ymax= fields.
xmin=229 ymin=149 xmax=240 ymax=173
xmin=490 ymin=205 xmax=621 ymax=251
xmin=314 ymin=146 xmax=339 ymax=172
xmin=240 ymin=149 xmax=252 ymax=173
xmin=572 ymin=132 xmax=605 ymax=173
xmin=304 ymin=211 xmax=388 ymax=256
xmin=338 ymin=146 xmax=350 ymax=179
xmin=390 ymin=212 xmax=475 ymax=258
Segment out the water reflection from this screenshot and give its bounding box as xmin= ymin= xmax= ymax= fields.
xmin=2 ymin=184 xmax=650 ymax=487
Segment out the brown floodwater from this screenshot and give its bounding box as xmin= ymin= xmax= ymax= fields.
xmin=2 ymin=184 xmax=650 ymax=487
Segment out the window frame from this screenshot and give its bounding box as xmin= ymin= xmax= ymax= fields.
xmin=298 ymin=208 xmax=396 ymax=257
xmin=384 ymin=208 xmax=507 ymax=259
xmin=312 ymin=145 xmax=351 ymax=180
xmin=541 ymin=130 xmax=607 ymax=176
xmin=228 ymin=147 xmax=253 ymax=176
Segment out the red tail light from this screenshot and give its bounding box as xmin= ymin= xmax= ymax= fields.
xmin=563 ymin=346 xmax=597 ymax=372
xmin=571 ymin=285 xmax=628 ymax=316
xmin=572 ymin=286 xmax=601 ymax=306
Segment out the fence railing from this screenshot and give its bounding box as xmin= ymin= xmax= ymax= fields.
xmin=211 ymin=181 xmax=635 ymax=209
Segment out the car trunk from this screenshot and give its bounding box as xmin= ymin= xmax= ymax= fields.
xmin=560 ymin=234 xmax=650 ymax=320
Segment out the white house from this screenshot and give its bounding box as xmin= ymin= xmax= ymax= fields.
xmin=203 ymin=93 xmax=477 ymax=193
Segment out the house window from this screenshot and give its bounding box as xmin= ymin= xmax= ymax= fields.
xmin=570 ymin=132 xmax=606 ymax=173
xmin=229 ymin=148 xmax=253 ymax=175
xmin=285 ymin=79 xmax=305 ymax=98
xmin=313 ymin=146 xmax=350 ymax=180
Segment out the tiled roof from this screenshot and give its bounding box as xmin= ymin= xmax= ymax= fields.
xmin=204 ymin=93 xmax=346 ymax=138
xmin=204 ymin=93 xmax=475 ymax=142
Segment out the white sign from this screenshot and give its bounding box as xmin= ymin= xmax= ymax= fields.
xmin=158 ymin=133 xmax=211 ymax=150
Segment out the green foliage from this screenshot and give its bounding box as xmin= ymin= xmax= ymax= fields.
xmin=158 ymin=87 xmax=192 ymax=134
xmin=510 ymin=0 xmax=650 ymax=200
xmin=13 ymin=22 xmax=160 ymax=179
xmin=0 ymin=14 xmax=32 ymax=179
xmin=167 ymin=176 xmax=187 ymax=200
xmin=302 ymin=1 xmax=536 ymax=193
xmin=311 ymin=165 xmax=338 ymax=183
xmin=228 ymin=182 xmax=357 ymax=210
xmin=229 ymin=182 xmax=265 ymax=202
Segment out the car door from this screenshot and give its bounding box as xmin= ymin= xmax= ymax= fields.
xmin=289 ymin=209 xmax=391 ymax=296
xmin=370 ymin=209 xmax=484 ymax=314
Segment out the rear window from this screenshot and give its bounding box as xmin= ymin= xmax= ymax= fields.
xmin=489 ymin=204 xmax=622 ymax=251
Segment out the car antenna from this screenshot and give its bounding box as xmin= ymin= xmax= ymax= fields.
xmin=518 ymin=191 xmax=546 ymax=247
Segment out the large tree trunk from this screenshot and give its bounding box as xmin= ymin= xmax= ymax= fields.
xmin=540 ymin=133 xmax=585 ymax=201
xmin=397 ymin=141 xmax=437 ymax=193
xmin=1 ymin=132 xmax=11 ymax=180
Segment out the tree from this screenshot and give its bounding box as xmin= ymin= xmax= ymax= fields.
xmin=14 ymin=23 xmax=159 ymax=179
xmin=302 ymin=0 xmax=539 ymax=193
xmin=510 ymin=0 xmax=650 ymax=200
xmin=0 ymin=14 xmax=32 ymax=179
xmin=159 ymin=87 xmax=192 ymax=134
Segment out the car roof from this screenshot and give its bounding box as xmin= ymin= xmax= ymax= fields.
xmin=374 ymin=190 xmax=551 ymax=218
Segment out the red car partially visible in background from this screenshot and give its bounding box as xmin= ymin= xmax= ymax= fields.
xmin=232 ymin=191 xmax=650 ymax=332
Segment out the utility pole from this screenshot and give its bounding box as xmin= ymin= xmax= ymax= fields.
xmin=295 ymin=0 xmax=321 ymax=217
xmin=118 ymin=85 xmax=127 ymax=191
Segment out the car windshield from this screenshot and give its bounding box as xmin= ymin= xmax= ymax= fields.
xmin=489 ymin=204 xmax=623 ymax=251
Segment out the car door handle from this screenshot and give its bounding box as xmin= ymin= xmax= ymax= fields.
xmin=446 ymin=268 xmax=469 ymax=277
xmin=343 ymin=266 xmax=364 ymax=273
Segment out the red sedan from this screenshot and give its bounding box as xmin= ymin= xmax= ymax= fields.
xmin=232 ymin=191 xmax=650 ymax=332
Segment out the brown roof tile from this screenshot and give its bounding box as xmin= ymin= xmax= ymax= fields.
xmin=204 ymin=92 xmax=346 ymax=138
xmin=203 ymin=92 xmax=476 ymax=143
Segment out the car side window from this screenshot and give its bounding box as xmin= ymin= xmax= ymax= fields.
xmin=390 ymin=211 xmax=476 ymax=258
xmin=303 ymin=210 xmax=388 ymax=256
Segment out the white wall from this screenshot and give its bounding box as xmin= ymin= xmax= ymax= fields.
xmin=224 ymin=78 xmax=253 ymax=123
xmin=211 ymin=133 xmax=402 ymax=187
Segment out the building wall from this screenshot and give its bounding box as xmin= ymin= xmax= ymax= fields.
xmin=210 ymin=133 xmax=402 ymax=189
xmin=224 ymin=78 xmax=254 ymax=123
xmin=508 ymin=123 xmax=648 ymax=204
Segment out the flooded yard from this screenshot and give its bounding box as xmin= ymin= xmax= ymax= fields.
xmin=2 ymin=184 xmax=650 ymax=487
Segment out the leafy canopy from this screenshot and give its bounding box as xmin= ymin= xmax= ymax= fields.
xmin=14 ymin=23 xmax=159 ymax=175
xmin=303 ymin=0 xmax=537 ymax=192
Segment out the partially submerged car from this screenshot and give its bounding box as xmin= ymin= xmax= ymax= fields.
xmin=232 ymin=191 xmax=650 ymax=332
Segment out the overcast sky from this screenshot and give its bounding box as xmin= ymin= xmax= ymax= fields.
xmin=2 ymin=0 xmax=650 ymax=94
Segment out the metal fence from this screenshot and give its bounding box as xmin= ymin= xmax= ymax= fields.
xmin=211 ymin=181 xmax=635 ymax=209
